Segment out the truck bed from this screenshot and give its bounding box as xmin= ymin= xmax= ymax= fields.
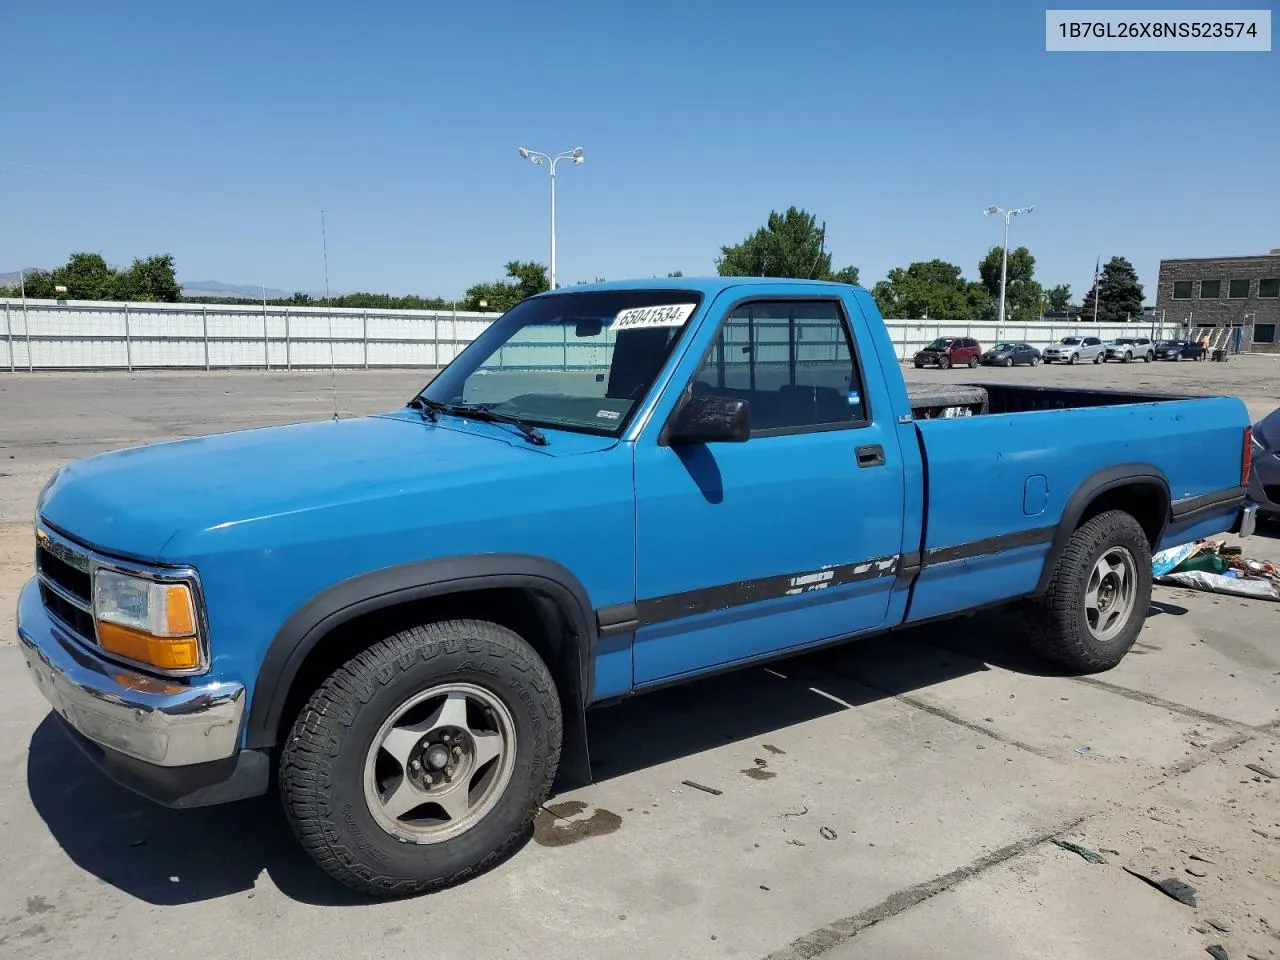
xmin=899 ymin=380 xmax=1247 ymax=626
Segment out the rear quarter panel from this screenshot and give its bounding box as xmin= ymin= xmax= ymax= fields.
xmin=905 ymin=394 xmax=1249 ymax=623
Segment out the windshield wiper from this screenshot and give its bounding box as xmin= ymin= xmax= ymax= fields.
xmin=406 ymin=396 xmax=547 ymax=446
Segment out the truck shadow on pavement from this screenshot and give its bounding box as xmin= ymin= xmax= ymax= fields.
xmin=25 ymin=602 xmax=1171 ymax=906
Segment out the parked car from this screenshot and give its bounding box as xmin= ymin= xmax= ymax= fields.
xmin=1043 ymin=336 xmax=1106 ymax=365
xmin=981 ymin=341 xmax=1041 ymax=367
xmin=19 ymin=276 xmax=1257 ymax=897
xmin=1155 ymin=339 xmax=1207 ymax=361
xmin=913 ymin=336 xmax=981 ymax=369
xmin=1247 ymin=405 xmax=1280 ymax=520
xmin=1104 ymin=337 xmax=1154 ymax=363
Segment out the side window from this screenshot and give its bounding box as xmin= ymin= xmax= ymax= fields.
xmin=690 ymin=299 xmax=866 ymax=433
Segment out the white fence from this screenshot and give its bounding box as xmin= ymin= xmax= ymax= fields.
xmin=0 ymin=297 xmax=1188 ymax=372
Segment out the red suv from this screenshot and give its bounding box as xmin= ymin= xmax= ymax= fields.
xmin=913 ymin=336 xmax=982 ymax=370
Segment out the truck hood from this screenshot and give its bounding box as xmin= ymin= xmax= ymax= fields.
xmin=37 ymin=411 xmax=616 ymax=562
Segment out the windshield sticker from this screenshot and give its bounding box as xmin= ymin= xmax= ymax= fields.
xmin=596 ymin=409 xmax=621 ymax=420
xmin=613 ymin=303 xmax=696 ymax=330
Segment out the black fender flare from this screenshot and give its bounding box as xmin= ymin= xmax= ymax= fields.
xmin=243 ymin=554 xmax=599 ymax=767
xmin=1033 ymin=463 xmax=1171 ymax=596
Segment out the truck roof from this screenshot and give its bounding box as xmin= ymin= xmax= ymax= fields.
xmin=537 ymin=276 xmax=867 ymax=297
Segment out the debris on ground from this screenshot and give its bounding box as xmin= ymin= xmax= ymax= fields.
xmin=781 ymin=805 xmax=809 ymax=818
xmin=1122 ymin=867 xmax=1198 ymax=906
xmin=1187 ymin=867 xmax=1208 ymax=877
xmin=1153 ymin=539 xmax=1280 ymax=601
xmin=682 ymin=780 xmax=722 ymax=796
xmin=786 ymin=839 xmax=806 ymax=847
xmin=1189 ymin=853 xmax=1215 ymax=864
xmin=1051 ymin=838 xmax=1107 ymax=864
xmin=1076 ymin=746 xmax=1094 ymax=757
xmin=1206 ymin=946 xmax=1229 ymax=960
xmin=820 ymin=826 xmax=838 ymax=840
xmin=1207 ymin=919 xmax=1232 ymax=933
xmin=1244 ymin=763 xmax=1276 ymax=780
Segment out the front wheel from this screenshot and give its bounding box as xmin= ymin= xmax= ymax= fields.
xmin=1123 ymin=352 xmax=1133 ymax=363
xmin=1003 ymin=357 xmax=1013 ymax=367
xmin=1023 ymin=510 xmax=1152 ymax=673
xmin=1069 ymin=353 xmax=1079 ymax=365
xmin=938 ymin=355 xmax=951 ymax=370
xmin=280 ymin=618 xmax=563 ymax=897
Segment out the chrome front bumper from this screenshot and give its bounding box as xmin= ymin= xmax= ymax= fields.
xmin=17 ymin=577 xmax=245 ymax=767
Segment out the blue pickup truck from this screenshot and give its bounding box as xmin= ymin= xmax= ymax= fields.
xmin=19 ymin=277 xmax=1258 ymax=896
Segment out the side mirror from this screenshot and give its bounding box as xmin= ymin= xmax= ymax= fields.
xmin=668 ymin=394 xmax=750 ymax=444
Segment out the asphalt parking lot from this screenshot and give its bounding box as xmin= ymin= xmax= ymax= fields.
xmin=1 ymin=357 xmax=1278 ymax=960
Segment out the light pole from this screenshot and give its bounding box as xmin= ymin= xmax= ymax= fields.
xmin=984 ymin=205 xmax=1034 ymax=326
xmin=517 ymin=145 xmax=584 ymax=290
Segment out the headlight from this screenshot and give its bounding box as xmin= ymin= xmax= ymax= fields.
xmin=93 ymin=569 xmax=203 ymax=672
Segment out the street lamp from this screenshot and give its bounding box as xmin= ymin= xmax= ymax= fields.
xmin=517 ymin=145 xmax=584 ymax=290
xmin=984 ymin=204 xmax=1034 ymax=326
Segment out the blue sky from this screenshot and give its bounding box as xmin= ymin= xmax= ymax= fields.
xmin=3 ymin=0 xmax=1276 ymax=301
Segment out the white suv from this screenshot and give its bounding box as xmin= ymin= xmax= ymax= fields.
xmin=1043 ymin=336 xmax=1106 ymax=364
xmin=1104 ymin=337 xmax=1154 ymax=363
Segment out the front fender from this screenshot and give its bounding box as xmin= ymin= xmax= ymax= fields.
xmin=243 ymin=553 xmax=598 ymax=751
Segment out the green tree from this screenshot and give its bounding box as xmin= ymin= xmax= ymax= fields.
xmin=118 ymin=254 xmax=182 ymax=302
xmin=977 ymin=245 xmax=1042 ymax=322
xmin=716 ymin=207 xmax=859 ymax=282
xmin=871 ymin=259 xmax=990 ymax=321
xmin=1081 ymin=256 xmax=1144 ymax=321
xmin=462 ymin=260 xmax=549 ymax=312
xmin=51 ymin=252 xmax=118 ymax=300
xmin=1045 ymin=284 xmax=1072 ymax=312
xmin=1 ymin=269 xmax=55 ymax=299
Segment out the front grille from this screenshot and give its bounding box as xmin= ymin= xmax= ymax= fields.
xmin=37 ymin=545 xmax=91 ymax=605
xmin=35 ymin=532 xmax=96 ymax=645
xmin=39 ymin=581 xmax=96 ymax=638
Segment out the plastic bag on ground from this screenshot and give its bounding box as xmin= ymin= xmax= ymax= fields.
xmin=1158 ymin=569 xmax=1280 ymax=601
xmin=1152 ymin=542 xmax=1202 ymax=577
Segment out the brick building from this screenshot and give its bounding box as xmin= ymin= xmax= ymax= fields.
xmin=1154 ymin=251 xmax=1280 ymax=353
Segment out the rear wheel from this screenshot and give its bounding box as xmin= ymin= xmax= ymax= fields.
xmin=1144 ymin=351 xmax=1153 ymax=362
xmin=1093 ymin=352 xmax=1103 ymax=364
xmin=938 ymin=355 xmax=951 ymax=370
xmin=1024 ymin=510 xmax=1152 ymax=673
xmin=279 ymin=618 xmax=563 ymax=897
xmin=1030 ymin=355 xmax=1040 ymax=366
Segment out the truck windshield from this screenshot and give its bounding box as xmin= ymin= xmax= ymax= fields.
xmin=418 ymin=289 xmax=703 ymax=436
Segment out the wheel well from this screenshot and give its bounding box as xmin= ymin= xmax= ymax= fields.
xmin=1076 ymin=481 xmax=1167 ymax=547
xmin=274 ymin=586 xmax=582 ymax=748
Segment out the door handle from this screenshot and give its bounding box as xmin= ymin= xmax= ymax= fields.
xmin=856 ymin=444 xmax=885 ymax=468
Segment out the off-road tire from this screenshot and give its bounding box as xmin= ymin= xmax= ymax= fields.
xmin=279 ymin=619 xmax=562 ymax=897
xmin=1024 ymin=510 xmax=1152 ymax=673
